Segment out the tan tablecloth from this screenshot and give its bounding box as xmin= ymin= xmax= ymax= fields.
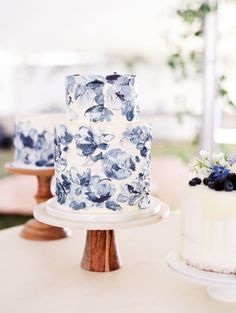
xmin=0 ymin=214 xmax=235 ymax=313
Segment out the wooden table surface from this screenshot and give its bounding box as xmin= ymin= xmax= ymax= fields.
xmin=0 ymin=214 xmax=235 ymax=313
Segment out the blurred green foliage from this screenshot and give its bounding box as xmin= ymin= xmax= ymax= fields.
xmin=167 ymin=1 xmax=235 ymax=108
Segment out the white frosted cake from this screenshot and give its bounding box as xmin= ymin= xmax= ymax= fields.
xmin=180 ymin=151 xmax=236 ymax=274
xmin=53 ymin=73 xmax=153 ymax=216
xmin=14 ymin=113 xmax=63 ymax=168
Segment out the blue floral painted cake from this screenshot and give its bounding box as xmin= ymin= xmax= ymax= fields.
xmin=53 ymin=73 xmax=153 ymax=215
xmin=14 ymin=113 xmax=63 ymax=168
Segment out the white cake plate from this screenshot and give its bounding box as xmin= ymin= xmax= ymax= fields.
xmin=167 ymin=251 xmax=236 ymax=302
xmin=34 ymin=196 xmax=169 ymax=230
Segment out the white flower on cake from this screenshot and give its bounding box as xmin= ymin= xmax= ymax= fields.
xmin=212 ymin=152 xmax=229 ymax=167
xmin=199 ymin=150 xmax=210 ymax=160
xmin=190 ymin=150 xmax=212 ymax=174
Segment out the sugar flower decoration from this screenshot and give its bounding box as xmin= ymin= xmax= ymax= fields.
xmin=189 ymin=151 xmax=236 ymax=192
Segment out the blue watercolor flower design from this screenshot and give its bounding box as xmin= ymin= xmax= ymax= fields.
xmin=103 ymin=148 xmax=136 ymax=180
xmin=116 ymin=155 xmax=151 ymax=209
xmin=106 ymin=74 xmax=137 ymax=121
xmin=122 ymin=101 xmax=135 ymax=121
xmin=84 ymin=105 xmax=113 ymax=122
xmin=57 ymin=167 xmax=121 ymax=211
xmin=66 ymin=74 xmax=139 ymax=122
xmin=85 ymin=176 xmax=113 ymax=203
xmin=54 ymin=125 xmax=73 ymax=171
xmin=122 ymin=125 xmax=152 ymax=157
xmin=14 ymin=123 xmax=54 ymax=167
xmin=66 ymin=76 xmax=76 ymax=106
xmin=55 ymin=174 xmax=71 ymax=205
xmin=117 ymin=172 xmax=150 ymax=209
xmin=81 ymin=78 xmax=114 ymax=122
xmin=75 ymin=126 xmax=114 ymax=160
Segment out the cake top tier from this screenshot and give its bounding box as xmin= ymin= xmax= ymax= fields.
xmin=188 ymin=150 xmax=236 ymax=192
xmin=65 ymin=73 xmax=139 ymax=123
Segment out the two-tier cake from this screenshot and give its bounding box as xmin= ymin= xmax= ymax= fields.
xmin=49 ymin=73 xmax=154 ymax=218
xmin=180 ymin=151 xmax=236 ymax=274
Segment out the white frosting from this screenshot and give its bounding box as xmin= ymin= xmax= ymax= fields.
xmin=180 ymin=185 xmax=236 ymax=274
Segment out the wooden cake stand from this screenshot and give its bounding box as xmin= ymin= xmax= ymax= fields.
xmin=4 ymin=163 xmax=71 ymax=241
xmin=34 ymin=197 xmax=169 ymax=272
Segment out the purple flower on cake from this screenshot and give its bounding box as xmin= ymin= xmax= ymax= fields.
xmin=190 ymin=151 xmax=232 ymax=174
xmin=212 ymin=165 xmax=229 ymax=180
xmin=103 ymin=148 xmax=136 ymax=180
xmin=229 ymin=154 xmax=236 ymax=166
xmin=75 ymin=126 xmax=114 ymax=160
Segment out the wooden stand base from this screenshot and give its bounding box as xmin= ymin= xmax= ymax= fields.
xmin=81 ymin=230 xmax=121 ymax=272
xmin=5 ymin=163 xmax=70 ymax=241
xmin=20 ymin=219 xmax=70 ymax=241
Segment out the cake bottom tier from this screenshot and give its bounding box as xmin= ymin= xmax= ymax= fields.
xmin=54 ymin=120 xmax=152 ymax=212
xmin=46 ymin=196 xmax=161 ymax=222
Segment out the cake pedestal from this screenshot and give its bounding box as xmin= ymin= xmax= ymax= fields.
xmin=34 ymin=198 xmax=169 ymax=272
xmin=167 ymin=251 xmax=236 ymax=302
xmin=4 ymin=163 xmax=71 ymax=241
xmin=81 ymin=230 xmax=120 ymax=272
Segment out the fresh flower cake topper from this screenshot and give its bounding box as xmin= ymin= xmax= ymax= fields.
xmin=189 ymin=151 xmax=236 ymax=191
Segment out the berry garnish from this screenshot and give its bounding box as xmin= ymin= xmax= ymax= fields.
xmin=209 ymin=172 xmax=215 ymax=179
xmin=189 ymin=180 xmax=197 ymax=186
xmin=208 ymin=181 xmax=215 ymax=189
xmin=192 ymin=177 xmax=201 ymax=184
xmin=224 ymin=181 xmax=233 ymax=192
xmin=203 ymin=178 xmax=210 ymax=185
xmin=213 ymin=179 xmax=224 ymax=191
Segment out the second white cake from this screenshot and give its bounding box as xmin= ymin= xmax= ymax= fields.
xmin=180 ymin=151 xmax=236 ymax=275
